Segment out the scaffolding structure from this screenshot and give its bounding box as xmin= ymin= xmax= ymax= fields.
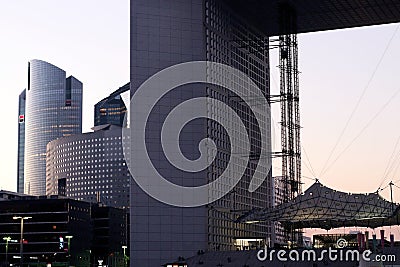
xmin=278 ymin=3 xmax=301 ymax=204
xmin=278 ymin=3 xmax=302 ymax=246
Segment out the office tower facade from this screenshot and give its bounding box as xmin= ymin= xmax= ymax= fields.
xmin=25 ymin=59 xmax=82 ymax=196
xmin=130 ymin=1 xmax=272 ymax=266
xmin=94 ymin=83 xmax=130 ymax=127
xmin=271 ymin=176 xmax=289 ymax=246
xmin=46 ymin=125 xmax=130 ymax=210
xmin=17 ymin=89 xmax=26 ymax=193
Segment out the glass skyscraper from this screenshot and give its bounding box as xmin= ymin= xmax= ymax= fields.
xmin=94 ymin=83 xmax=129 ymax=127
xmin=25 ymin=59 xmax=82 ymax=196
xmin=17 ymin=89 xmax=26 ymax=193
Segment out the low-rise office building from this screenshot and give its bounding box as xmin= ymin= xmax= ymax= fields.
xmin=0 ymin=192 xmax=127 ymax=267
xmin=0 ymin=196 xmax=91 ymax=266
xmin=46 ymin=124 xmax=130 ymax=210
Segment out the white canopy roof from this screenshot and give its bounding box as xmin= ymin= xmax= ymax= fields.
xmin=237 ymin=181 xmax=400 ymax=230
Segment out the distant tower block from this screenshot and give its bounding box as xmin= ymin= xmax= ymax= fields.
xmin=25 ymin=59 xmax=82 ymax=196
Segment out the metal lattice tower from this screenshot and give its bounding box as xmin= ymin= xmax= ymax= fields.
xmin=278 ymin=3 xmax=302 ymax=246
xmin=279 ymin=4 xmax=301 ymax=204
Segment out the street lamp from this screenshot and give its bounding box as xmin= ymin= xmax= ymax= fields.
xmin=65 ymin=235 xmax=73 ymax=265
xmin=13 ymin=216 xmax=32 ymax=267
xmin=3 ymin=236 xmax=11 ymax=265
xmin=121 ymin=246 xmax=127 ymax=267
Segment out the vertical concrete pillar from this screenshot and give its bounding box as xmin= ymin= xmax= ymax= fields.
xmin=390 ymin=234 xmax=394 ymax=248
xmin=357 ymin=233 xmax=362 ymax=251
xmin=372 ymin=234 xmax=377 ymax=252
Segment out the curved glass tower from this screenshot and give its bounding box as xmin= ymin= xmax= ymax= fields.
xmin=25 ymin=59 xmax=82 ymax=195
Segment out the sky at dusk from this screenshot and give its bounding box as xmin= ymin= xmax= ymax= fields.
xmin=290 ymin=23 xmax=400 ymax=200
xmin=1 ymin=0 xmax=400 ymax=237
xmin=0 ymin=0 xmax=129 ymax=191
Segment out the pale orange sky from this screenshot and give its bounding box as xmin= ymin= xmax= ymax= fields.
xmin=270 ymin=23 xmax=400 ymax=201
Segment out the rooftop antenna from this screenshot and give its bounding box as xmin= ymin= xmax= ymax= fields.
xmin=389 ymin=181 xmax=394 ymax=213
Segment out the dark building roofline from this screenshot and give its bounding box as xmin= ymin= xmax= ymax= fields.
xmin=19 ymin=88 xmax=26 ymax=98
xmin=91 ymin=123 xmax=112 ymax=131
xmin=47 ymin=124 xmax=122 ymax=147
xmin=97 ymin=82 xmax=130 ymax=105
xmin=0 ymin=190 xmax=126 ymax=212
xmin=66 ymin=75 xmax=83 ymax=84
xmin=29 ymin=59 xmax=65 ymax=72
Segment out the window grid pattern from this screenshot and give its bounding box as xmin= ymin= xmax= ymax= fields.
xmin=25 ymin=60 xmax=82 ymax=196
xmin=205 ymin=0 xmax=273 ymax=251
xmin=46 ymin=127 xmax=130 ymax=210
